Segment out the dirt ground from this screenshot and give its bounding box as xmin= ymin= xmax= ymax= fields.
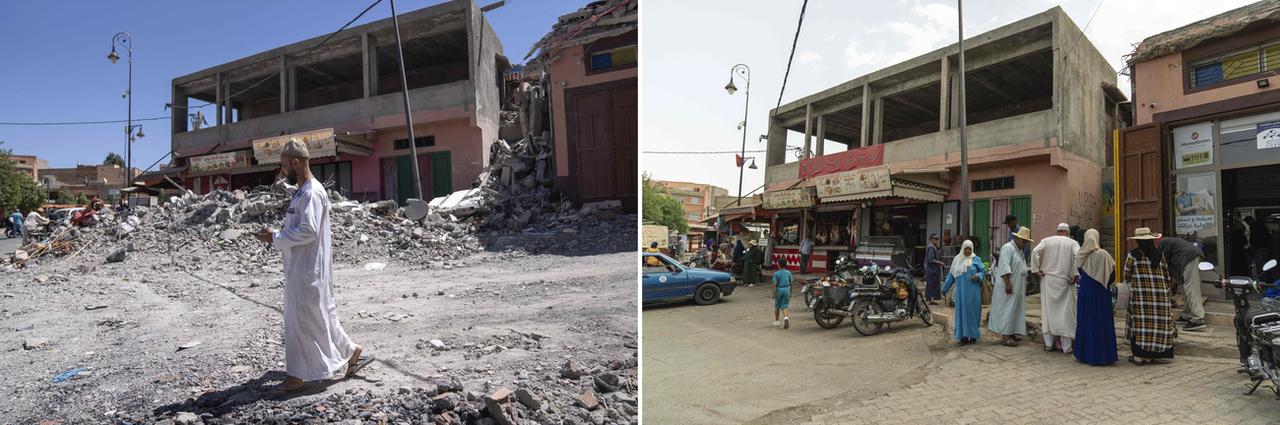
xmin=641 ymin=285 xmax=944 ymax=425
xmin=2 ymin=247 xmax=637 ymax=424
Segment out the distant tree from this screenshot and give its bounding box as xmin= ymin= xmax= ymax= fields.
xmin=0 ymin=142 xmax=47 ymax=212
xmin=55 ymin=190 xmax=74 ymax=205
xmin=103 ymin=152 xmax=125 ymax=168
xmin=642 ymin=173 xmax=688 ymax=234
xmin=74 ymin=193 xmax=89 ymax=206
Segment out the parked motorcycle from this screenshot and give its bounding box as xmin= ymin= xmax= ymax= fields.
xmin=802 ymin=254 xmax=860 ymax=311
xmin=1199 ymin=259 xmax=1280 ymax=397
xmin=684 ymin=249 xmax=711 ymax=269
xmin=847 ymin=264 xmax=933 ymax=335
xmin=814 ymin=261 xmax=936 ymax=332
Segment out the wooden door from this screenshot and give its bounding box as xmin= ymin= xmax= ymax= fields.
xmin=1119 ymin=124 xmax=1166 ymax=253
xmin=565 ymin=78 xmax=638 ymax=210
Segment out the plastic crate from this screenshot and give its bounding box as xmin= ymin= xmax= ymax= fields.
xmin=823 ymin=285 xmax=851 ymax=305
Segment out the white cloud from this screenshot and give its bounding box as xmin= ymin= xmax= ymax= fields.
xmin=796 ymin=50 xmax=822 ymax=64
xmin=844 ymin=38 xmax=885 ymax=70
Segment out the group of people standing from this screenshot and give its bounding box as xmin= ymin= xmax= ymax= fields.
xmin=926 ymin=214 xmax=1200 ymax=367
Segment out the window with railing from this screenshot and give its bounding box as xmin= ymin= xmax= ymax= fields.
xmin=1189 ymin=41 xmax=1280 ymax=88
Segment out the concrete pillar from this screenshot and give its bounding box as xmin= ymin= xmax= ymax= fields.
xmin=803 ymin=103 xmax=813 ymax=158
xmin=225 ymin=79 xmax=234 ymax=124
xmin=171 ymin=85 xmax=188 ymax=134
xmin=939 ymin=57 xmax=950 ymax=131
xmin=873 ymin=97 xmax=884 ymax=145
xmin=860 ymin=84 xmax=871 ymax=147
xmin=950 ymin=72 xmax=961 ymax=129
xmin=765 ymin=118 xmax=787 ymax=167
xmin=215 ymin=73 xmax=223 ymax=125
xmin=287 ymin=67 xmax=297 ymax=111
xmin=279 ymin=56 xmax=289 ymax=113
xmin=816 ymin=115 xmax=826 ymax=156
xmin=362 ymin=33 xmax=372 ymax=99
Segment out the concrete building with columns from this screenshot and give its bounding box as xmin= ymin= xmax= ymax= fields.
xmin=167 ymin=0 xmax=507 ymax=203
xmin=760 ymin=7 xmax=1129 ymax=274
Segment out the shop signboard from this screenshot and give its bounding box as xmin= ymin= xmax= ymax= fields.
xmin=253 ymin=128 xmax=336 ymax=164
xmin=189 ymin=150 xmax=253 ymax=174
xmin=797 ymin=144 xmax=885 ymax=179
xmin=817 ymin=165 xmax=891 ymax=198
xmin=763 ymin=188 xmax=814 ymax=209
xmin=1257 ymin=120 xmax=1280 ymax=150
xmin=1172 ymin=122 xmax=1213 ymax=169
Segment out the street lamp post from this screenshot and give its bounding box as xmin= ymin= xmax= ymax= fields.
xmin=108 ymin=32 xmax=142 ymax=193
xmin=725 ymin=64 xmax=750 ymax=207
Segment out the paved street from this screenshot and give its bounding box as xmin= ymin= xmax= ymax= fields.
xmin=0 ymin=233 xmax=21 ymax=256
xmin=644 ymin=283 xmax=1280 ymax=425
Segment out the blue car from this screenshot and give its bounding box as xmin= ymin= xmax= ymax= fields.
xmin=642 ymin=252 xmax=737 ymax=305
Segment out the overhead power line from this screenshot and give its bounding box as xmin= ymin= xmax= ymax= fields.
xmin=0 ymin=116 xmax=169 ymax=126
xmin=774 ymin=0 xmax=809 ymax=113
xmin=0 ymin=0 xmax=384 ymax=127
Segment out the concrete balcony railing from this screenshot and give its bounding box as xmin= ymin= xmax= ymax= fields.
xmin=765 ymin=109 xmax=1056 ymax=184
xmin=173 ymin=80 xmax=473 ymax=154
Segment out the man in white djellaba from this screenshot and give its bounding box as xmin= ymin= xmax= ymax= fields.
xmin=255 ymin=138 xmax=365 ymax=397
xmin=1031 ymin=223 xmax=1081 ymax=353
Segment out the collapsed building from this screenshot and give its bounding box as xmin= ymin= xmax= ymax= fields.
xmin=161 ymin=0 xmax=507 ymax=205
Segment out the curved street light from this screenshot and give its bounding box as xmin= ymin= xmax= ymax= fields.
xmin=725 ymin=63 xmax=750 ymax=207
xmin=108 ymin=32 xmax=136 ymax=195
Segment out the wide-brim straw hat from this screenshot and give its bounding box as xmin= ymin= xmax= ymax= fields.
xmin=1129 ymin=227 xmax=1161 ymax=240
xmin=1013 ymin=226 xmax=1034 ymax=242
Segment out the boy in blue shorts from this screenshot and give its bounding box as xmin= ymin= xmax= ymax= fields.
xmin=773 ymin=258 xmax=792 ymax=329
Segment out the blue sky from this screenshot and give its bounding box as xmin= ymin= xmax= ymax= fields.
xmin=0 ymin=0 xmax=579 ymax=170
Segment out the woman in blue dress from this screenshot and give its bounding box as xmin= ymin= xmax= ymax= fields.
xmin=942 ymin=240 xmax=985 ymax=345
xmin=1072 ymin=229 xmax=1117 ymax=365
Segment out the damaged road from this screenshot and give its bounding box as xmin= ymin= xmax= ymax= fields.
xmin=2 ymin=244 xmax=636 ymax=424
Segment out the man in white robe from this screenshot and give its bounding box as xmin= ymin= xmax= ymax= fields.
xmin=256 ymin=138 xmax=363 ymax=397
xmin=1031 ymin=223 xmax=1081 ymax=353
xmin=991 ymin=226 xmax=1032 ymax=346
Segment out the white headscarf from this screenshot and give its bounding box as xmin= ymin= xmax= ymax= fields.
xmin=950 ymin=240 xmax=976 ymax=278
xmin=1073 ymin=228 xmax=1114 ymax=282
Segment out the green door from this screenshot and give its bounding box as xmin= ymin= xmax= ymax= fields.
xmin=395 ymin=155 xmax=415 ymax=205
xmin=1010 ymin=196 xmax=1032 ymax=232
xmin=971 ymin=199 xmax=990 ymax=261
xmin=430 ymin=151 xmax=452 ymax=198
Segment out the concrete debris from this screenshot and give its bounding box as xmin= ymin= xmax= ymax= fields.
xmin=105 ymin=248 xmax=127 ymax=263
xmin=576 ymin=391 xmax=599 ymax=411
xmin=22 ymin=338 xmax=50 ymax=350
xmin=363 ymin=262 xmax=387 ymax=272
xmin=173 ymin=411 xmax=200 ymax=425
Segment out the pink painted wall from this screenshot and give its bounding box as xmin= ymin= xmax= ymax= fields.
xmin=368 ymin=117 xmax=484 ymax=195
xmin=887 ymin=142 xmax=1103 ymax=240
xmin=1133 ymin=52 xmax=1280 ymax=125
xmin=547 ymin=42 xmax=638 ymax=177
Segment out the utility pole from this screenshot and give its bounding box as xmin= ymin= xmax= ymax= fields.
xmin=390 ymin=0 xmax=424 ymax=200
xmin=957 ymin=0 xmax=970 ymax=238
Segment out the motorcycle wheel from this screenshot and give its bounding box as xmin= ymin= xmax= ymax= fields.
xmin=813 ymin=300 xmax=844 ymax=329
xmin=851 ymin=299 xmax=885 ymax=336
xmin=918 ymin=293 xmax=933 ymax=327
xmin=804 ymin=287 xmax=816 ymax=311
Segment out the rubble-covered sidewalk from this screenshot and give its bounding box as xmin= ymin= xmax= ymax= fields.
xmin=2 ymin=159 xmax=637 ymax=424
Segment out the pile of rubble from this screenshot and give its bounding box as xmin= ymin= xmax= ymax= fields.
xmin=3 ymin=165 xmax=633 ymax=271
xmin=145 ymin=358 xmax=637 ymax=425
xmin=0 ymin=182 xmax=482 ymax=272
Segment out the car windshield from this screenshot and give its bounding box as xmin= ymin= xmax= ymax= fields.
xmin=642 ymin=255 xmax=681 ymax=274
